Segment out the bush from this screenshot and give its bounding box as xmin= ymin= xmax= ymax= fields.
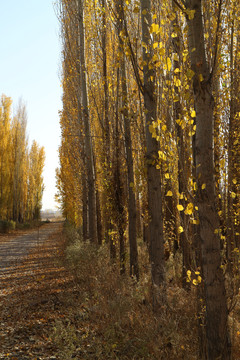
xmin=16 ymin=222 xmax=31 ymax=230
xmin=0 ymin=220 xmax=16 ymax=233
xmin=51 ymin=224 xmax=199 ymax=359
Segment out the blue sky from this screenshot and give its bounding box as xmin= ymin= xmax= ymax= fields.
xmin=0 ymin=0 xmax=62 ymax=210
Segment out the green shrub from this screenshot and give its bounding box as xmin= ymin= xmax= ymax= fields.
xmin=8 ymin=220 xmax=16 ymax=230
xmin=17 ymin=222 xmax=31 ymax=230
xmin=0 ymin=220 xmax=16 ymax=233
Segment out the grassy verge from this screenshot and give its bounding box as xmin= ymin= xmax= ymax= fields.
xmin=51 ymin=223 xmax=199 ymax=359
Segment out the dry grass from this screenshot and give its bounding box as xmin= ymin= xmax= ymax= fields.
xmin=51 ymin=225 xmax=199 ymax=359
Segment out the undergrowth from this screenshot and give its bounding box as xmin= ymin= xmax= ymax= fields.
xmin=51 ymin=223 xmax=199 ymax=359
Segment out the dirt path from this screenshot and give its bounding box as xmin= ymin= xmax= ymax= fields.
xmin=0 ymin=221 xmax=76 ymax=360
xmin=0 ymin=222 xmax=62 ymax=272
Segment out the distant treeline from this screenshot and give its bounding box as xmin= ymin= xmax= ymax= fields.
xmin=0 ymin=94 xmax=45 ymax=223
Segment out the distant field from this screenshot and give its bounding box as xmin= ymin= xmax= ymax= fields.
xmin=40 ymin=210 xmax=63 ymax=221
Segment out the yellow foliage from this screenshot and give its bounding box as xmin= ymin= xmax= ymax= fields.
xmin=184 ymin=203 xmax=194 ymax=215
xmin=177 ymin=204 xmax=184 ymax=211
xmin=178 ymin=226 xmax=184 ymax=233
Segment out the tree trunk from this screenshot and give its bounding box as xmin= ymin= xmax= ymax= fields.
xmin=171 ymin=9 xmax=191 ymax=286
xmin=141 ymin=0 xmax=165 ymax=307
xmin=115 ymin=0 xmax=139 ymax=280
xmin=186 ymin=0 xmax=231 ymax=358
xmin=82 ymin=172 xmax=88 ymax=240
xmin=77 ymin=0 xmax=97 ymax=243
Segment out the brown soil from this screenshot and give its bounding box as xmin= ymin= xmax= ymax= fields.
xmin=0 ymin=222 xmax=76 ymax=360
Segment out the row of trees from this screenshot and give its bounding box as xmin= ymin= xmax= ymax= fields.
xmin=0 ymin=94 xmax=45 ymax=223
xmin=56 ymin=0 xmax=239 ymax=358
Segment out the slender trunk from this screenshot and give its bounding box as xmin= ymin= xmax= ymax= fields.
xmin=100 ymin=0 xmax=116 ymax=257
xmin=96 ymin=184 xmax=102 ymax=245
xmin=227 ymin=25 xmax=240 ymax=265
xmin=121 ymin=61 xmax=139 ymax=279
xmin=171 ymin=9 xmax=191 ymax=288
xmin=141 ymin=0 xmax=165 ymax=307
xmin=115 ymin=73 xmax=126 ymax=274
xmin=186 ymin=1 xmax=231 ymax=358
xmin=82 ymin=172 xmax=88 ymax=241
xmin=77 ymin=0 xmax=97 ymax=243
xmin=116 ymin=0 xmax=139 ymax=280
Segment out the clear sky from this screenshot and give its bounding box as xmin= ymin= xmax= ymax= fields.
xmin=0 ymin=0 xmax=62 ymax=210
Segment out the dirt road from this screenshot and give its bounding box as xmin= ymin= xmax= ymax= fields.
xmin=0 ymin=221 xmax=69 ymax=359
xmin=0 ymin=222 xmax=63 ymax=273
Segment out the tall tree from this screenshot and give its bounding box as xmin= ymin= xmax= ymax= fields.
xmin=115 ymin=0 xmax=139 ymax=279
xmin=140 ymin=0 xmax=166 ymax=306
xmin=185 ymin=0 xmax=231 ymax=357
xmin=77 ymin=0 xmax=97 ymax=243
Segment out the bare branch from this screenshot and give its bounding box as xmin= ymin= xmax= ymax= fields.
xmin=172 ymin=0 xmax=186 ymax=13
xmin=210 ymin=0 xmax=223 ymax=81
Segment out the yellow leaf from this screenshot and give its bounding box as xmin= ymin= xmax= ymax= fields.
xmin=192 ymin=279 xmax=198 ymax=286
xmin=177 ymin=204 xmax=184 ymax=211
xmin=201 ymin=184 xmax=206 ymax=190
xmin=165 ymin=173 xmax=170 ymax=179
xmin=184 ymin=202 xmax=194 ymax=215
xmin=191 ymin=110 xmax=196 ymax=117
xmin=178 ymin=226 xmax=184 ymax=233
xmin=186 ymin=9 xmax=196 ymax=20
xmin=167 ymin=57 xmax=172 ymax=71
xmin=158 ymin=151 xmax=166 ymax=161
xmin=153 ymin=42 xmax=158 ymax=49
xmin=174 ymin=78 xmax=181 ymax=87
xmin=150 ymin=23 xmax=159 ymax=34
xmin=166 ymin=190 xmax=173 ymax=196
xmin=192 ymin=219 xmax=199 ymax=225
xmin=233 ymin=179 xmax=237 ymax=184
xmin=231 ymin=192 xmax=236 ymax=199
xmin=149 ymin=124 xmax=154 ymax=133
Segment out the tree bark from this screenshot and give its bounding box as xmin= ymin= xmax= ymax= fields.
xmin=186 ymin=0 xmax=231 ymax=358
xmin=115 ymin=0 xmax=139 ymax=280
xmin=77 ymin=0 xmax=97 ymax=243
xmin=141 ymin=0 xmax=165 ymax=307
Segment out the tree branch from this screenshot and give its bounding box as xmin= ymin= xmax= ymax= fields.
xmin=209 ymin=0 xmax=223 ymax=81
xmin=172 ymin=0 xmax=186 ymax=12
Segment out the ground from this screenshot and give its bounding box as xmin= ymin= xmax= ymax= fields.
xmin=0 ymin=222 xmax=75 ymax=360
